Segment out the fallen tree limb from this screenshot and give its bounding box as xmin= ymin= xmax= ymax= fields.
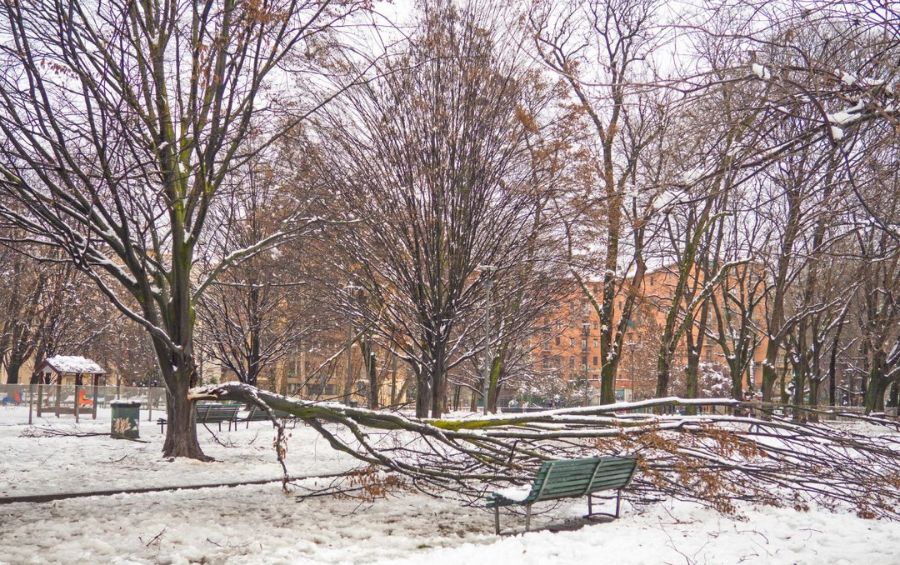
xmin=190 ymin=382 xmax=900 ymax=520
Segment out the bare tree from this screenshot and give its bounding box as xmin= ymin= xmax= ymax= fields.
xmin=854 ymin=218 xmax=899 ymax=413
xmin=196 ymin=132 xmax=325 ymax=388
xmin=0 ymin=243 xmax=76 ymax=383
xmin=0 ymin=1 xmax=360 ymax=458
xmin=528 ymin=0 xmax=676 ymax=403
xmin=320 ymin=2 xmax=557 ymax=417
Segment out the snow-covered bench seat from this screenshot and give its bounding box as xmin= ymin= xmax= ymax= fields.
xmin=486 ymin=455 xmax=637 ymax=534
xmin=156 ymin=404 xmax=240 ymax=433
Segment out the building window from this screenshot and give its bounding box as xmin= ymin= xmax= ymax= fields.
xmin=581 ymin=339 xmax=587 ymax=350
xmin=593 ymin=338 xmax=599 ymax=348
xmin=570 ymin=337 xmax=576 ymax=347
xmin=581 ymin=355 xmax=588 ymax=370
xmin=569 ymin=356 xmax=576 ymax=369
xmin=593 ymin=356 xmax=598 ymax=366
xmin=542 ymin=356 xmax=551 ymax=370
xmin=555 ymin=336 xmax=561 ymax=346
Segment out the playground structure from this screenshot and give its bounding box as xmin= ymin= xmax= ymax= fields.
xmin=34 ymin=356 xmax=107 ymax=421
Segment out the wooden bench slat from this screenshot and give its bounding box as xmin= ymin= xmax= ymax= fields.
xmin=588 ymin=470 xmax=636 ymax=485
xmin=546 ymin=471 xmax=631 ymax=491
xmin=593 ymin=461 xmax=636 ymax=472
xmin=539 ymin=473 xmax=634 ymax=497
xmin=587 ymin=479 xmax=634 ymax=491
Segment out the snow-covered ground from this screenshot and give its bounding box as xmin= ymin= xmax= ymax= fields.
xmin=0 ymin=406 xmax=356 ymax=497
xmin=1 ymin=406 xmax=898 ymax=565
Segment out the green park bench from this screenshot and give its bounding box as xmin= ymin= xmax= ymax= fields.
xmin=241 ymin=404 xmax=296 ymax=427
xmin=157 ymin=404 xmax=240 ymax=433
xmin=486 ymin=455 xmax=637 ymax=534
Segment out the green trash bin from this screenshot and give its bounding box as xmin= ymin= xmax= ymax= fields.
xmin=110 ymin=400 xmax=140 ymax=439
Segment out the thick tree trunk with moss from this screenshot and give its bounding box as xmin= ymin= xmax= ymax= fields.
xmin=162 ymin=364 xmax=206 ymax=460
xmin=863 ymin=353 xmax=889 ymax=413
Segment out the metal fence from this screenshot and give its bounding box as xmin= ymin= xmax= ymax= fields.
xmin=0 ymin=384 xmax=168 ymax=425
xmin=1 ymin=383 xmax=895 ymax=426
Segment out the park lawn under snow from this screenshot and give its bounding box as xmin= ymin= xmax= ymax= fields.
xmin=0 ymin=406 xmax=356 ymax=497
xmin=0 ymin=406 xmax=898 ymax=564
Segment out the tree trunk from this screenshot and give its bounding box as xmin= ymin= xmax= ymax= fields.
xmin=729 ymin=357 xmax=744 ymax=400
xmin=247 ymin=284 xmax=261 ymax=387
xmin=344 ymin=323 xmax=355 ymax=404
xmin=430 ymin=337 xmax=448 ymax=418
xmin=761 ymin=342 xmax=780 ymax=402
xmin=162 ymin=363 xmax=207 ymax=460
xmin=390 ymin=354 xmax=398 ymax=407
xmin=415 ymin=363 xmax=430 ymax=417
xmin=6 ymin=361 xmax=21 ymax=385
xmin=864 ymin=355 xmax=888 ymax=413
xmin=791 ymin=367 xmax=805 ymax=421
xmin=362 ymin=340 xmax=378 ymax=410
xmin=780 ymin=356 xmax=790 ymax=405
xmin=864 ymin=377 xmax=888 ymax=413
xmin=827 ymin=324 xmax=843 ymax=407
xmin=685 ymin=351 xmax=700 ymax=416
xmin=655 ymin=349 xmax=673 ymax=399
xmin=487 ymin=355 xmax=502 ymax=413
xmin=887 ymin=382 xmax=898 ymax=409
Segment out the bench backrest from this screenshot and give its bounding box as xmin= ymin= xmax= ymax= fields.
xmin=197 ymin=404 xmax=239 ymax=422
xmin=526 ymin=456 xmax=637 ymax=503
xmin=247 ymin=404 xmax=293 ymax=419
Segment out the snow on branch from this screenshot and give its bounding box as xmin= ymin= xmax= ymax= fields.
xmin=192 ymin=216 xmax=324 ymax=301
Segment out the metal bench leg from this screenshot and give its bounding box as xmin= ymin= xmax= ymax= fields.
xmin=615 ymin=490 xmax=621 ymax=518
xmin=494 ymin=506 xmax=500 ymax=535
xmin=525 ymin=505 xmax=532 ymax=532
xmin=588 ymin=494 xmax=593 ymax=516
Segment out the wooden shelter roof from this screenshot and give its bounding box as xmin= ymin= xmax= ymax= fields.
xmin=37 ymin=356 xmax=105 ymax=375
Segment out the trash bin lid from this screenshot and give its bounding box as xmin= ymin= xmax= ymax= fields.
xmin=110 ymin=400 xmax=141 ymax=406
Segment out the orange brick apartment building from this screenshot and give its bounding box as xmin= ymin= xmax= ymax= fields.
xmin=529 ymin=265 xmax=769 ymax=405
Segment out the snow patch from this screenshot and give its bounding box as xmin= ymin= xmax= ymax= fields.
xmin=752 ymin=63 xmax=771 ymax=80
xmin=41 ymin=355 xmax=104 ymax=374
xmin=493 ymin=485 xmax=533 ymax=502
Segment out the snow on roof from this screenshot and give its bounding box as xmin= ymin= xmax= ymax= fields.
xmin=42 ymin=355 xmax=105 ymax=374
